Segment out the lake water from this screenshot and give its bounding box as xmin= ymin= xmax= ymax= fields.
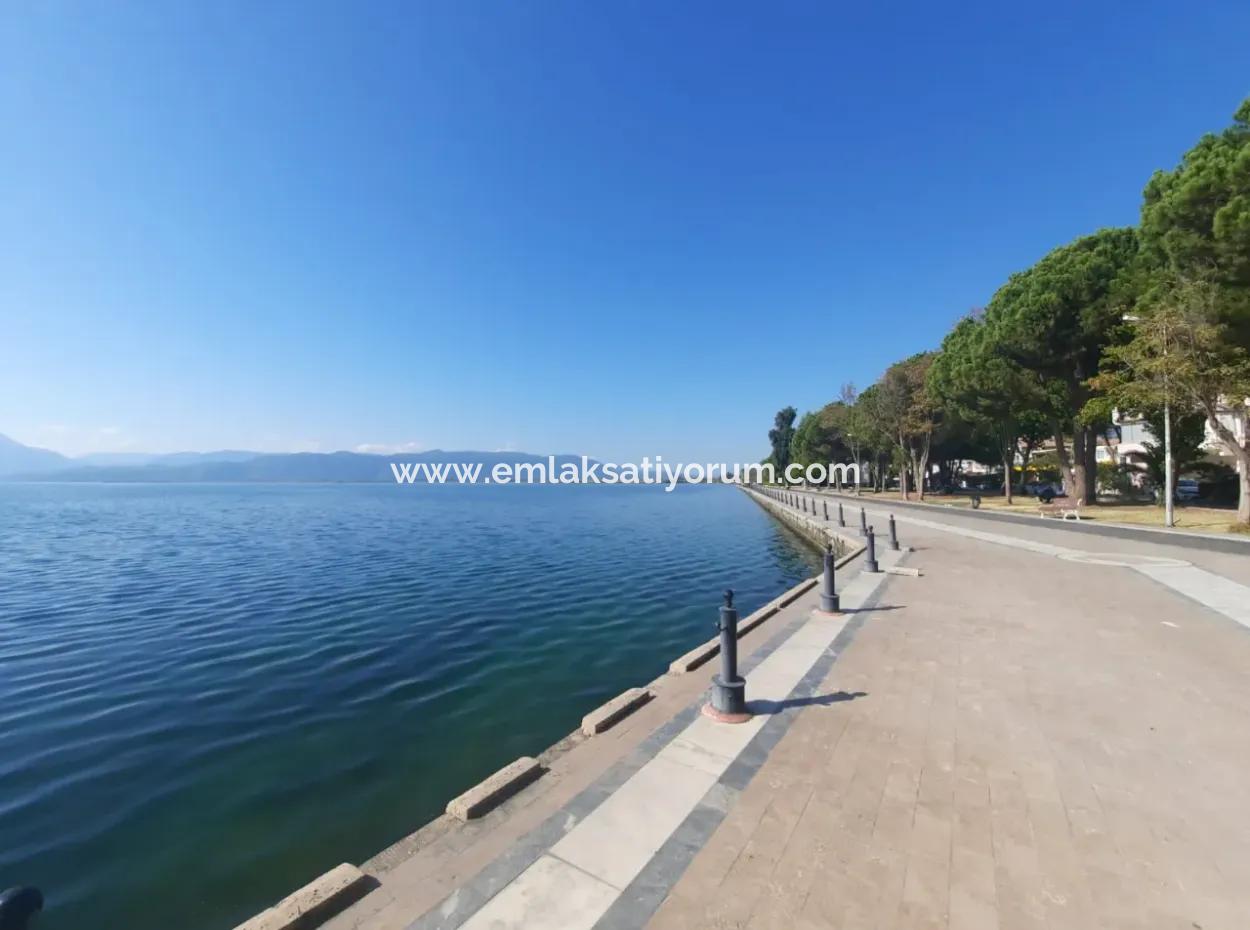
xmin=0 ymin=482 xmax=821 ymax=929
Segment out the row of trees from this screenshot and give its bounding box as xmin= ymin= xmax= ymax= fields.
xmin=767 ymin=97 xmax=1250 ymax=524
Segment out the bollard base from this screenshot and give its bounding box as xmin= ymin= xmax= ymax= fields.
xmin=819 ymin=593 xmax=841 ymax=613
xmin=702 ymin=702 xmax=753 ymax=724
xmin=865 ymin=559 xmax=880 ymax=573
xmin=706 ymin=674 xmax=750 ymax=723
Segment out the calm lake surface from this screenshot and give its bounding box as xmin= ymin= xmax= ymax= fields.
xmin=0 ymin=482 xmax=821 ymax=930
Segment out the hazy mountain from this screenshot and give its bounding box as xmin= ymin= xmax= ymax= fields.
xmin=3 ymin=442 xmax=589 ymax=483
xmin=0 ymin=433 xmax=70 ymax=476
xmin=74 ymin=450 xmax=261 ymax=467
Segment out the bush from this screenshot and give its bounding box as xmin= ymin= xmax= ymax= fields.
xmin=1097 ymin=462 xmax=1139 ymax=497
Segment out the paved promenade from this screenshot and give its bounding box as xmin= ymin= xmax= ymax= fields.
xmin=318 ymin=490 xmax=1250 ymax=930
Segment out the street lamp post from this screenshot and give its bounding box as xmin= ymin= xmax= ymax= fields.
xmin=1163 ymin=358 xmax=1174 ymax=529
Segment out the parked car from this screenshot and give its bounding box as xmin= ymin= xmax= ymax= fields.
xmin=1153 ymin=479 xmax=1202 ymax=503
xmin=1024 ymin=481 xmax=1066 ymax=499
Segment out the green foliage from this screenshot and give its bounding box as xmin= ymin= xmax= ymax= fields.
xmin=767 ymin=99 xmax=1250 ymax=520
xmin=984 ymin=227 xmax=1139 ymax=390
xmin=928 ymin=313 xmax=1052 ymax=481
xmin=977 ymin=226 xmax=1139 ymax=501
xmin=1138 ymin=407 xmax=1209 ymax=491
xmin=878 ymin=353 xmax=938 ymax=442
xmin=1096 ymin=461 xmax=1137 ymax=497
xmin=790 ymin=403 xmax=850 ymax=469
xmin=1140 ymin=97 xmax=1250 ymax=342
xmin=876 ymin=352 xmax=939 ymax=495
xmin=1093 ymin=277 xmax=1250 ymax=416
xmin=768 ymin=406 xmax=797 ymax=476
xmin=846 ymin=383 xmax=890 ymax=457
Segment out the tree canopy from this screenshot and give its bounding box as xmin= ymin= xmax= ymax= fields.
xmin=761 ymin=97 xmax=1250 ymax=524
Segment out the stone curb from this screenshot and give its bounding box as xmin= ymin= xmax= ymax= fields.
xmin=232 ymin=863 xmax=372 ymax=930
xmin=581 ymin=687 xmax=653 ymax=736
xmin=667 ymin=493 xmax=870 ymax=677
xmin=446 ymin=756 xmax=544 ymax=822
xmin=741 ymin=486 xmax=862 ymax=555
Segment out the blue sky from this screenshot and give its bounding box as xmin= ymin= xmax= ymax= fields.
xmin=2 ymin=1 xmax=1248 ymax=461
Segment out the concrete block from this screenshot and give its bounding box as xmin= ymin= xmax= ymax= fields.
xmin=233 ymin=863 xmax=371 ymax=930
xmin=581 ymin=687 xmax=652 ymax=736
xmin=668 ymin=638 xmax=720 ymax=674
xmin=446 ymin=756 xmax=544 ymax=821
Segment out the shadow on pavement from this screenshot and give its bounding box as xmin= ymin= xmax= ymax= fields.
xmin=749 ymin=690 xmax=868 ymax=715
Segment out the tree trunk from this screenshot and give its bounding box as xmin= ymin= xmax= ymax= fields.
xmin=1080 ymin=424 xmax=1099 ymax=505
xmin=1204 ymin=407 xmax=1250 ymax=525
xmin=1017 ymin=442 xmax=1034 ymax=493
xmin=1052 ymin=421 xmax=1076 ymax=499
xmin=1065 ymin=423 xmax=1098 ymax=505
xmin=1071 ymin=426 xmax=1088 ymax=505
xmin=1240 ymin=466 xmax=1250 ymax=526
xmin=898 ymin=441 xmax=910 ymax=500
xmin=1003 ymin=448 xmax=1014 ymax=504
xmin=915 ymin=433 xmax=931 ymax=502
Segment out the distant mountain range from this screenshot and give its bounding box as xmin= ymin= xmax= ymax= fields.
xmin=0 ymin=434 xmax=585 ymax=483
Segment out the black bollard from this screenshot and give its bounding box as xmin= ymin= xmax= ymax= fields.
xmin=889 ymin=514 xmax=900 ymax=551
xmin=707 ymin=589 xmax=749 ymax=721
xmin=866 ymin=526 xmax=880 ymax=572
xmin=0 ymin=887 xmax=43 ymax=930
xmin=838 ymin=502 xmax=845 ymax=527
xmin=859 ymin=506 xmax=868 ymax=537
xmin=823 ymin=501 xmax=829 ymax=521
xmin=819 ymin=543 xmax=840 ymax=612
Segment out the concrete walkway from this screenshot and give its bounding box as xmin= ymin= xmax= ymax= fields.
xmin=648 ymin=494 xmax=1250 ymax=929
xmin=811 ymin=489 xmax=1250 ymax=630
xmin=323 ymin=492 xmax=1250 ymax=930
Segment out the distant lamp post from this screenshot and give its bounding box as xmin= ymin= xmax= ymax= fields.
xmin=1123 ymin=313 xmax=1173 ymax=528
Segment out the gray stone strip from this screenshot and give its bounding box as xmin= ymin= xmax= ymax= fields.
xmin=403 ymin=703 xmax=695 ymax=929
xmin=590 ymin=567 xmax=897 ymax=930
xmin=402 ymin=568 xmax=868 ymax=930
xmin=1131 ymin=565 xmax=1250 ymax=636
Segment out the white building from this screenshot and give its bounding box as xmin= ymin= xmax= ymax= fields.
xmin=1108 ymin=399 xmax=1248 ymax=475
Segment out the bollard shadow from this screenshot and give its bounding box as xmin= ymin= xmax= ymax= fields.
xmin=839 ymin=604 xmax=904 ymax=615
xmin=748 ymin=690 xmax=867 ymax=716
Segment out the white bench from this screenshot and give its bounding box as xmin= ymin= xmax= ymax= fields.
xmin=1038 ymin=497 xmax=1083 ymax=521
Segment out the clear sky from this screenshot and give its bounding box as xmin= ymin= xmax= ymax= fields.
xmin=3 ymin=1 xmax=1248 ymax=461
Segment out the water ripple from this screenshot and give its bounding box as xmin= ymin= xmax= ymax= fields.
xmin=0 ymin=482 xmax=821 ymax=930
